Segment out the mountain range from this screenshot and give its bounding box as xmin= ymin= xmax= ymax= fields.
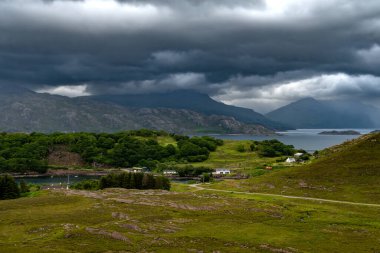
xmin=0 ymin=85 xmax=277 ymax=134
xmin=2 ymin=84 xmax=379 ymax=133
xmin=91 ymin=90 xmax=287 ymax=130
xmin=266 ymin=97 xmax=380 ymax=129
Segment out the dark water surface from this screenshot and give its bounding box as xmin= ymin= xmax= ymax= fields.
xmin=205 ymin=129 xmax=375 ymax=152
xmin=15 ymin=175 xmax=100 ymax=187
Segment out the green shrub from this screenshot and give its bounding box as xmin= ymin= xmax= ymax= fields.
xmin=253 ymin=139 xmax=296 ymax=157
xmin=236 ymin=144 xmax=246 ymax=153
xmin=70 ymin=179 xmax=100 ymax=190
xmin=99 ymin=172 xmax=170 ymax=191
xmin=173 ymin=165 xmax=213 ymax=177
xmin=200 ymin=172 xmax=212 ymax=182
xmin=0 ymin=175 xmax=20 ymax=200
xmin=19 ymin=179 xmax=30 ymax=193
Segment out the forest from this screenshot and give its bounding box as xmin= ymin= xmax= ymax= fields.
xmin=0 ymin=130 xmax=223 ymax=174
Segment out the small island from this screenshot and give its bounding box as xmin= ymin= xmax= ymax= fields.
xmin=318 ymin=130 xmax=361 ymax=135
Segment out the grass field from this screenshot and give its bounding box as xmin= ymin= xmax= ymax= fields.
xmin=136 ymin=135 xmax=305 ymax=177
xmin=206 ymin=133 xmax=380 ymax=204
xmin=0 ymin=188 xmax=379 ymax=253
xmin=182 ymin=140 xmax=303 ymax=176
xmin=2 ymin=134 xmax=379 ymax=252
xmin=156 ymin=136 xmax=178 ymax=147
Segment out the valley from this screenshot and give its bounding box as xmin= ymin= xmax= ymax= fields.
xmin=3 ymin=1 xmax=380 ymax=252
xmin=1 ymin=131 xmax=380 ymax=252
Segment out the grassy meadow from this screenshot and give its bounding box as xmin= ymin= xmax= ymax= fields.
xmin=205 ymin=133 xmax=380 ymax=204
xmin=0 ymin=188 xmax=379 ymax=253
xmin=1 ymin=133 xmax=380 ymax=252
xmin=178 ymin=139 xmax=303 ymax=176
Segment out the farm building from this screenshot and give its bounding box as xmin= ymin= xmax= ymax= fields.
xmin=213 ymin=168 xmax=231 ymax=175
xmin=121 ymin=167 xmax=144 ymax=173
xmin=131 ymin=167 xmax=144 ymax=173
xmin=285 ymin=157 xmax=296 ymax=163
xmin=163 ymin=170 xmax=178 ymax=175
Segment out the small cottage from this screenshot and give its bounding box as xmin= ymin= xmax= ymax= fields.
xmin=163 ymin=170 xmax=178 ymax=176
xmin=294 ymin=152 xmax=304 ymax=158
xmin=131 ymin=167 xmax=144 ymax=173
xmin=122 ymin=167 xmax=144 ymax=173
xmin=285 ymin=157 xmax=296 ymax=163
xmin=213 ymin=168 xmax=231 ymax=175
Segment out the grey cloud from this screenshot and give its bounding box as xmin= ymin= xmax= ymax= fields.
xmin=0 ymin=0 xmax=380 ymax=110
xmin=214 ymin=72 xmax=380 ymax=113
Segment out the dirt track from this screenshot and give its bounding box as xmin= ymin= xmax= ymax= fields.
xmin=189 ymin=184 xmax=380 ymax=208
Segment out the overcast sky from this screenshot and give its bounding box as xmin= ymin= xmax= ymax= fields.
xmin=1 ymin=0 xmax=380 ymax=112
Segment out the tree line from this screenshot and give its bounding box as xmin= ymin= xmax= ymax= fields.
xmin=0 ymin=175 xmax=30 ymax=200
xmin=0 ymin=172 xmax=171 ymax=201
xmin=157 ymin=164 xmax=213 ymax=177
xmin=0 ymin=130 xmax=223 ymax=174
xmin=71 ymin=172 xmax=171 ymax=191
xmin=250 ymin=139 xmax=296 ymax=157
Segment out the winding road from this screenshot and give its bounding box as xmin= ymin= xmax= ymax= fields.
xmin=189 ymin=184 xmax=380 ymax=208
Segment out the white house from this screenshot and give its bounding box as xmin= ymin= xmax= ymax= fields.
xmin=163 ymin=170 xmax=178 ymax=175
xmin=131 ymin=167 xmax=144 ymax=173
xmin=285 ymin=157 xmax=296 ymax=163
xmin=122 ymin=167 xmax=144 ymax=173
xmin=294 ymin=152 xmax=304 ymax=158
xmin=213 ymin=168 xmax=231 ymax=175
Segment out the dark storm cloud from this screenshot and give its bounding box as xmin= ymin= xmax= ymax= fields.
xmin=1 ymin=0 xmax=380 ymax=111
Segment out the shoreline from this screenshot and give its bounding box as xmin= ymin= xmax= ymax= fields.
xmin=5 ymin=169 xmax=111 ymax=178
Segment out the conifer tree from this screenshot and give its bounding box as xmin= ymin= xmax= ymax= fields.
xmin=0 ymin=175 xmax=20 ymax=200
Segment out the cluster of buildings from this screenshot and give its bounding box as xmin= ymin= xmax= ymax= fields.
xmin=121 ymin=167 xmax=146 ymax=173
xmin=163 ymin=168 xmax=231 ymax=176
xmin=123 ymin=152 xmax=308 ymax=179
xmin=120 ymin=167 xmax=232 ymax=176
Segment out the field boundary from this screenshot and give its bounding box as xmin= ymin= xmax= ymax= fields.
xmin=189 ymin=184 xmax=380 ymax=208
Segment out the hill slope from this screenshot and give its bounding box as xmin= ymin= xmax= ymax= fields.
xmin=1 ymin=188 xmax=380 ymax=253
xmin=91 ymin=90 xmax=289 ymax=130
xmin=215 ymin=133 xmax=380 ymax=203
xmin=0 ymin=86 xmax=273 ymax=134
xmin=266 ymin=97 xmax=378 ymax=128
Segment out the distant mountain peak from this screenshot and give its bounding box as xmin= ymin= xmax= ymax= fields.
xmin=0 ymin=83 xmax=32 ymax=94
xmin=298 ymin=97 xmax=317 ymax=102
xmin=0 ymin=88 xmax=276 ymax=134
xmin=266 ymin=97 xmax=378 ymax=128
xmin=290 ymin=97 xmax=319 ymax=105
xmin=90 ymin=89 xmax=289 ymax=130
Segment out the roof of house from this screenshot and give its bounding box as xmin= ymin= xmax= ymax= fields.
xmin=215 ymin=168 xmax=230 ymax=171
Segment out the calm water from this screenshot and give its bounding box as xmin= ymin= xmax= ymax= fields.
xmin=207 ymin=129 xmax=376 ymax=152
xmin=15 ymin=175 xmax=193 ymax=186
xmin=15 ymin=175 xmax=100 ymax=187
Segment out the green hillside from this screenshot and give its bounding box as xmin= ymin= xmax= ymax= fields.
xmin=0 ymin=188 xmax=379 ymax=253
xmin=210 ymin=133 xmax=380 ymax=204
xmin=0 ymin=130 xmax=223 ymax=174
xmin=1 ymin=134 xmax=380 ymax=252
